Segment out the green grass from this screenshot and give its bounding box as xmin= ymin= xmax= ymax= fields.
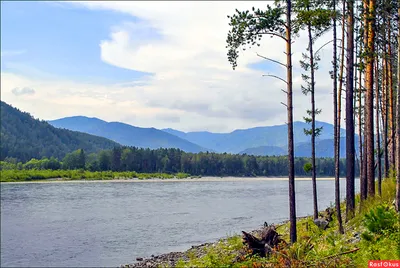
xmin=0 ymin=169 xmax=191 ymax=182
xmin=173 ymin=176 xmax=399 ymax=268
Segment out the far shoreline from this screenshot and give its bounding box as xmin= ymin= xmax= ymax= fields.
xmin=0 ymin=176 xmax=354 ymax=184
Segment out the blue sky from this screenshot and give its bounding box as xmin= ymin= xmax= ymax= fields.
xmin=1 ymin=1 xmax=335 ymax=132
xmin=1 ymin=1 xmax=151 ymax=84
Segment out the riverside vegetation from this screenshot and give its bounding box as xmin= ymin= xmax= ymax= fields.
xmin=128 ymin=176 xmax=399 ymax=268
xmin=0 ymin=146 xmax=359 ymax=183
xmin=0 ymin=169 xmax=191 ymax=182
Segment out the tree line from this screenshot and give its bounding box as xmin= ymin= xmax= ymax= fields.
xmin=0 ymin=147 xmax=355 ymax=177
xmin=226 ymin=0 xmax=399 ymax=243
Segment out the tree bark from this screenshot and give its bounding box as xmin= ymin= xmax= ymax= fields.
xmin=375 ymin=60 xmax=382 ymax=196
xmin=387 ymin=25 xmax=395 ymax=169
xmin=396 ymin=6 xmax=400 ymax=213
xmin=346 ymin=0 xmax=356 ymax=220
xmin=360 ymin=0 xmax=368 ymax=202
xmin=337 ymin=0 xmax=346 ymax=149
xmin=358 ymin=51 xmax=365 ymax=202
xmin=333 ymin=0 xmax=344 ymax=233
xmin=383 ymin=57 xmax=390 ymax=178
xmin=286 ymin=0 xmax=296 ymax=243
xmin=365 ymin=0 xmax=375 ymax=197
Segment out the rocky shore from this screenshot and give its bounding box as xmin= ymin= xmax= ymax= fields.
xmin=121 ymin=242 xmax=215 ymax=268
xmin=120 ymin=218 xmax=309 ymax=268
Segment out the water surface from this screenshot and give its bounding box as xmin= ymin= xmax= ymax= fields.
xmin=1 ymin=178 xmax=359 ymax=267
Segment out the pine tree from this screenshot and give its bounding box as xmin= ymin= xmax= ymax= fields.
xmin=226 ymin=0 xmax=297 ymax=242
xmin=345 ymin=0 xmax=356 ymax=220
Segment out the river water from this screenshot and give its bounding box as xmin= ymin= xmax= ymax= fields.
xmin=1 ymin=178 xmax=359 ymax=267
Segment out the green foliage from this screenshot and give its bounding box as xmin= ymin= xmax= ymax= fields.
xmin=175 ymin=235 xmax=244 ymax=268
xmin=293 ymin=0 xmax=332 ymax=36
xmin=1 ymin=146 xmax=355 ymax=178
xmin=303 ymin=162 xmax=313 ymax=173
xmin=362 ymin=205 xmax=398 ymax=235
xmin=62 ymin=149 xmax=86 ymax=170
xmin=226 ymin=3 xmax=286 ymax=69
xmin=0 ymin=169 xmax=191 ymax=182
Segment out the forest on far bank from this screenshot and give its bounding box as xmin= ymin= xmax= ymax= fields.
xmin=0 ymin=146 xmax=358 ymax=177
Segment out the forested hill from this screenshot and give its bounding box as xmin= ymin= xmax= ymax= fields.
xmin=0 ymin=101 xmax=119 ymax=162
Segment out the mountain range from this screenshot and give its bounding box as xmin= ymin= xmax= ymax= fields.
xmin=49 ymin=116 xmax=351 ymax=158
xmin=49 ymin=116 xmax=207 ymax=153
xmin=241 ymin=136 xmax=360 ymax=158
xmin=162 ymin=121 xmax=346 ymax=154
xmin=1 ymin=100 xmax=354 ymax=161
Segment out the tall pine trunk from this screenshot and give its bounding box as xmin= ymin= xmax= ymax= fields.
xmin=286 ymin=0 xmax=296 ymax=243
xmin=375 ymin=60 xmax=382 ymax=196
xmin=387 ymin=25 xmax=395 ymax=169
xmin=396 ymin=5 xmax=400 ymax=213
xmin=365 ymin=0 xmax=375 ymax=197
xmin=346 ymin=0 xmax=356 ymax=220
xmin=358 ymin=22 xmax=365 ymax=204
xmin=360 ymin=0 xmax=368 ymax=201
xmin=333 ymin=0 xmax=344 ymax=233
xmin=383 ymin=57 xmax=390 ymax=178
xmin=358 ymin=51 xmax=364 ymax=202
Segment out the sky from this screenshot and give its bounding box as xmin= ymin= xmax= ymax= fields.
xmin=1 ymin=1 xmax=340 ymax=133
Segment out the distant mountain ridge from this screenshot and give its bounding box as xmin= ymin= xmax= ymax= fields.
xmin=240 ymin=137 xmax=360 ymax=158
xmin=163 ymin=121 xmax=347 ymax=154
xmin=0 ymin=101 xmax=119 ymax=162
xmin=1 ymin=100 xmax=359 ymax=161
xmin=49 ymin=116 xmax=208 ymax=153
xmin=50 ymin=115 xmax=351 ymax=158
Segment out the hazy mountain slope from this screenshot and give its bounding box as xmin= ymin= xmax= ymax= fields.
xmin=239 ymin=137 xmax=360 ymax=158
xmin=163 ymin=121 xmax=346 ymax=153
xmin=49 ymin=116 xmax=208 ymax=153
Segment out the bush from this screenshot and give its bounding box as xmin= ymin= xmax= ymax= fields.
xmin=362 ymin=205 xmax=397 ymax=235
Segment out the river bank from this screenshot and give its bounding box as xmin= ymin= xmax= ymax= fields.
xmin=0 ymin=176 xmax=342 ymax=184
xmin=0 ymin=168 xmax=352 ymax=183
xmin=122 ymin=178 xmax=398 ymax=268
xmin=121 ymin=217 xmax=304 ymax=268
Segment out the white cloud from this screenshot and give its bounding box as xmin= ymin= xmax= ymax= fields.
xmin=0 ymin=50 xmax=26 ymax=57
xmin=1 ymin=1 xmax=346 ymax=133
xmin=11 ymin=87 xmax=35 ymax=96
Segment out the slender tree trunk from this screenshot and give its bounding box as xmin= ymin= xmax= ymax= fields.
xmin=375 ymin=60 xmax=382 ymax=196
xmin=396 ymin=6 xmax=400 ymax=213
xmin=333 ymin=0 xmax=344 ymax=233
xmin=346 ymin=0 xmax=356 ymax=220
xmin=360 ymin=0 xmax=368 ymax=202
xmin=365 ymin=0 xmax=375 ymax=197
xmin=358 ymin=51 xmax=364 ymax=202
xmin=387 ymin=25 xmax=395 ymax=169
xmin=338 ymin=0 xmax=346 ymax=142
xmin=307 ymin=19 xmax=318 ymax=220
xmin=337 ymin=0 xmax=346 ymax=182
xmin=383 ymin=57 xmax=390 ymax=177
xmin=286 ymin=0 xmax=296 ymax=243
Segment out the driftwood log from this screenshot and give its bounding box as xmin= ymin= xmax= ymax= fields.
xmin=242 ymin=224 xmax=285 ymax=257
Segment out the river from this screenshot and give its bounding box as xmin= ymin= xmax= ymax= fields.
xmin=1 ymin=178 xmax=359 ymax=267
